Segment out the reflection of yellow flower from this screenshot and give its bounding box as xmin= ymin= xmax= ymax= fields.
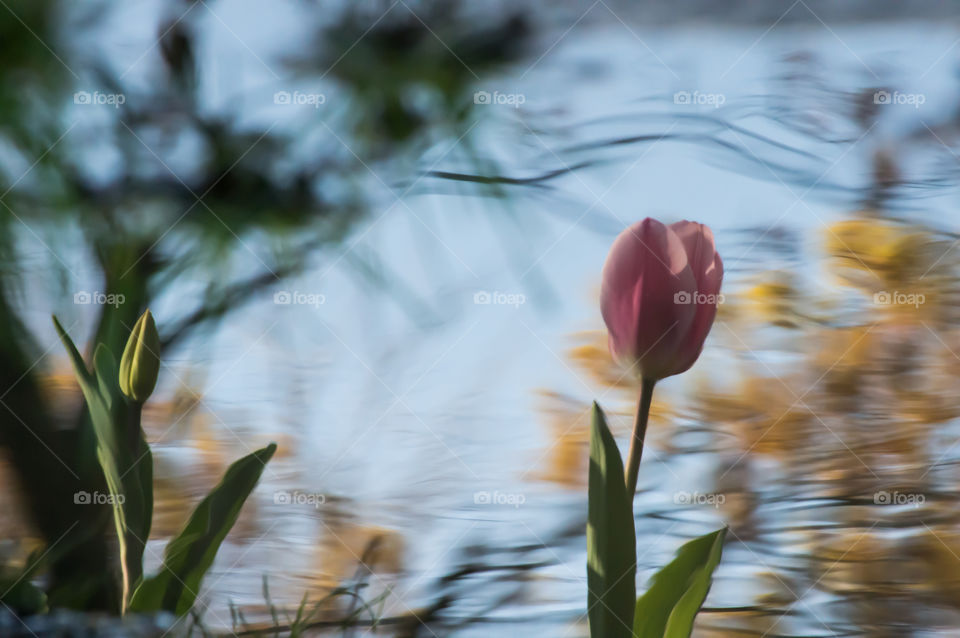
xmin=568 ymin=331 xmax=636 ymax=391
xmin=814 ymin=326 xmax=872 ymax=409
xmin=309 ymin=523 xmax=406 ymax=598
xmin=533 ymin=379 xmax=671 ymax=490
xmin=534 ymin=390 xmax=590 ymax=489
xmin=744 ymin=274 xmax=801 ymax=328
xmin=696 ymin=374 xmax=812 ymax=458
xmin=898 ymin=385 xmax=960 ymax=426
xmin=814 ymin=531 xmax=891 ymax=595
xmin=920 ymin=529 xmax=960 ymax=608
xmin=825 ymin=219 xmax=931 ymax=291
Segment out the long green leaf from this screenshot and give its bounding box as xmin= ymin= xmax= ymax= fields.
xmin=587 ymin=401 xmax=636 ymax=638
xmin=95 ymin=342 xmax=154 ymax=607
xmin=53 ymin=320 xmax=119 ymax=460
xmin=53 ymin=317 xmax=154 ymax=611
xmin=633 ymin=527 xmax=726 ymax=638
xmin=129 ymin=442 xmax=276 ymax=616
xmin=53 ymin=320 xmax=131 ymax=598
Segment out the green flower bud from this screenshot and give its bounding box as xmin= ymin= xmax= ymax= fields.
xmin=119 ymin=309 xmax=160 ymax=403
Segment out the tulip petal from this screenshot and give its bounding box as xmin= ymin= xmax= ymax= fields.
xmin=669 ymin=221 xmax=724 ymax=374
xmin=600 ymin=218 xmax=698 ymax=380
xmin=669 ymin=221 xmax=721 ymax=293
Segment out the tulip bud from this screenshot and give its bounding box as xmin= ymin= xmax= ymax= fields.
xmin=119 ymin=309 xmax=161 ymax=403
xmin=600 ymin=218 xmax=723 ymax=381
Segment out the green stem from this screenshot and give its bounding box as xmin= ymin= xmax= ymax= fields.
xmin=120 ymin=399 xmax=146 ymax=613
xmin=624 ymin=377 xmax=656 ymax=498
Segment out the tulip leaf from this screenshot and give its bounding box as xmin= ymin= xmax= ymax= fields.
xmin=95 ymin=343 xmax=154 ymax=607
xmin=53 ymin=317 xmax=154 ymax=611
xmin=53 ymin=320 xmax=131 ymax=589
xmin=53 ymin=319 xmax=114 ymax=451
xmin=587 ymin=402 xmax=636 ymax=638
xmin=633 ymin=527 xmax=726 ymax=638
xmin=129 ymin=442 xmax=276 ymax=616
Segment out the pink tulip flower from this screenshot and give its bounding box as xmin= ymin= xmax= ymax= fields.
xmin=600 ymin=217 xmax=723 ymax=382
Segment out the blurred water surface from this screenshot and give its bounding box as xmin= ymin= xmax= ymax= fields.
xmin=11 ymin=3 xmax=960 ymax=636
